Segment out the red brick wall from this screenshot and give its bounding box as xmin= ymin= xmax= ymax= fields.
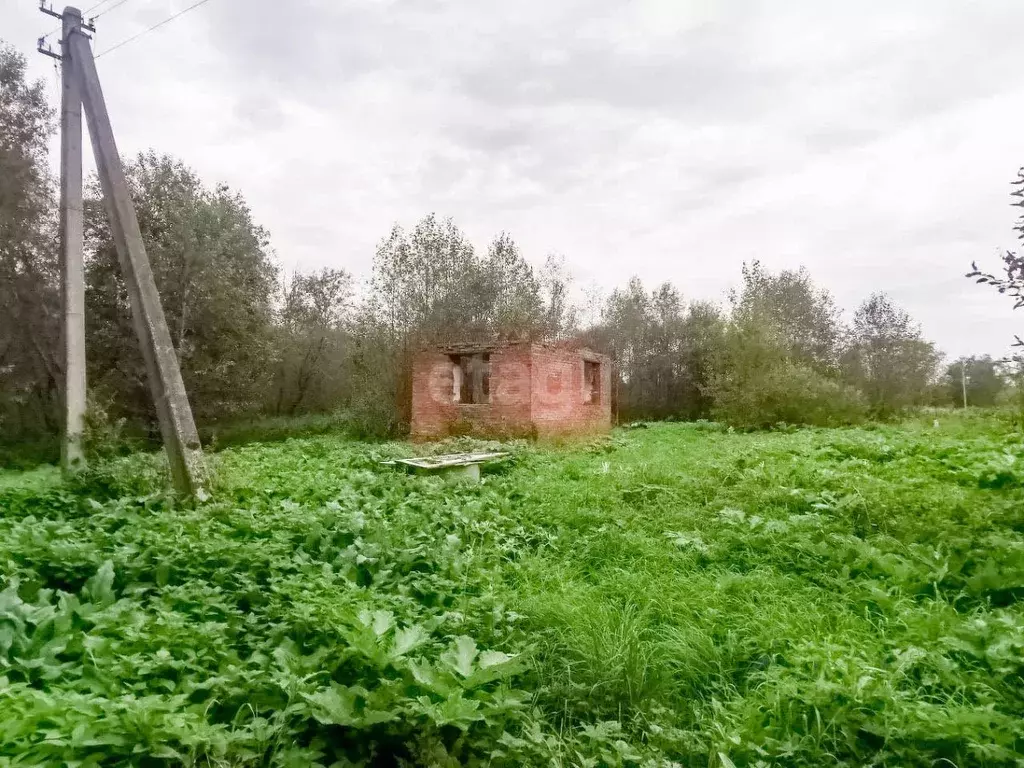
xmin=529 ymin=345 xmax=612 ymax=437
xmin=410 ymin=351 xmax=456 ymax=439
xmin=410 ymin=344 xmax=611 ymax=440
xmin=410 ymin=346 xmax=534 ymax=439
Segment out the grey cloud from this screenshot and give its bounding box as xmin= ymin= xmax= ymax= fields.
xmin=196 ymin=0 xmax=1024 ymax=217
xmin=8 ymin=0 xmax=1024 ymax=357
xmin=455 ymin=24 xmax=776 ymax=118
xmin=232 ymin=96 xmax=287 ymax=133
xmin=204 ymin=0 xmax=396 ymax=87
xmin=452 ymin=121 xmax=537 ymax=154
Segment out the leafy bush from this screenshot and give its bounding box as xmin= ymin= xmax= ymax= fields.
xmin=82 ymin=395 xmax=142 ymax=462
xmin=705 ymin=308 xmax=867 ymax=430
xmin=995 ymin=376 xmax=1024 ymax=430
xmin=709 ymin=359 xmax=867 ymax=429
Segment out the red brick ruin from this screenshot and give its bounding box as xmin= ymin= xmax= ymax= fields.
xmin=411 ymin=342 xmax=612 ymax=439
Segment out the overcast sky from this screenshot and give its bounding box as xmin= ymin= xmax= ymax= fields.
xmin=7 ymin=0 xmax=1024 ymax=358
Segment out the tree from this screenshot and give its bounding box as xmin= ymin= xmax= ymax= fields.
xmin=844 ymin=293 xmax=940 ymax=416
xmin=537 ymin=254 xmax=577 ymax=340
xmin=943 ymin=355 xmax=1004 ymax=408
xmin=706 ymin=263 xmax=864 ymax=428
xmin=588 ymin=279 xmax=723 ymax=421
xmin=600 ymin=277 xmax=654 ymax=419
xmin=85 ymin=152 xmax=278 ymax=425
xmin=730 ymin=261 xmax=844 ymax=373
xmin=273 ymin=268 xmax=353 ymax=415
xmin=370 ymin=214 xmax=486 ymax=343
xmin=598 ymin=279 xmax=682 ymax=420
xmin=706 ymin=311 xmax=866 ymax=429
xmin=482 ymin=233 xmax=545 ymax=340
xmin=678 ymin=300 xmax=725 ymax=419
xmin=0 ymin=42 xmax=60 ymax=463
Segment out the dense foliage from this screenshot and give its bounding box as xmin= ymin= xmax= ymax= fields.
xmin=85 ymin=152 xmax=280 ymax=425
xmin=1 ymin=412 xmax=1022 ymax=765
xmin=0 ymin=42 xmax=60 ymax=463
xmin=943 ymin=356 xmax=1006 ymax=408
xmin=844 ymin=293 xmax=942 ymax=417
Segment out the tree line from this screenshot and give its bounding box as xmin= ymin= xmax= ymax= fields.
xmin=1 ymin=43 xmax=1018 ymax=465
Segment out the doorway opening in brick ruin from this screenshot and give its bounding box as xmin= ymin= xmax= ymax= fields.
xmin=450 ymin=353 xmax=490 ymax=404
xmin=584 ymin=360 xmax=601 ymax=404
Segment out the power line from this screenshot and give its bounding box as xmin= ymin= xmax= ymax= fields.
xmin=95 ymin=0 xmax=217 ymax=59
xmin=40 ymin=0 xmax=110 ymax=41
xmin=92 ymin=0 xmax=135 ymax=21
xmin=84 ymin=0 xmax=113 ymax=14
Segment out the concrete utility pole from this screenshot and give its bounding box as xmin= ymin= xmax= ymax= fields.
xmin=961 ymin=360 xmax=969 ymax=409
xmin=59 ymin=6 xmax=86 ymax=471
xmin=66 ymin=23 xmax=206 ymax=496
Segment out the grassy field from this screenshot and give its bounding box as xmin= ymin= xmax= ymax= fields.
xmin=1 ymin=412 xmax=1022 ymax=766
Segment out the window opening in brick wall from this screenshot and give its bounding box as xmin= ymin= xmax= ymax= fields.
xmin=450 ymin=353 xmax=491 ymax=404
xmin=450 ymin=358 xmax=463 ymax=402
xmin=584 ymin=360 xmax=601 ymax=404
xmin=480 ymin=355 xmax=490 ymax=402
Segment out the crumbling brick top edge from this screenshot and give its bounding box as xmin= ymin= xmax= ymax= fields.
xmin=418 ymin=340 xmax=609 ymax=358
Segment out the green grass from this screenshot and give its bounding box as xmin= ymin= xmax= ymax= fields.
xmin=0 ymin=464 xmax=60 ymax=492
xmin=198 ymin=411 xmax=364 ymax=450
xmin=0 ymin=413 xmax=1022 ymax=766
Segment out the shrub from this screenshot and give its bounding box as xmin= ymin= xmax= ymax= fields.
xmin=704 ymin=313 xmax=867 ymax=429
xmin=709 ymin=359 xmax=867 ymax=429
xmin=995 ymin=377 xmax=1024 ymax=429
xmin=82 ymin=395 xmax=141 ymax=462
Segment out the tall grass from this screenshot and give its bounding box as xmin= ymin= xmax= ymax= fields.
xmin=0 ymin=412 xmax=1021 ymax=765
xmin=503 ymin=415 xmax=1023 ymax=764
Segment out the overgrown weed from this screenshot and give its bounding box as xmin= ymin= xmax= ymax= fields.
xmin=0 ymin=412 xmax=1022 ymax=765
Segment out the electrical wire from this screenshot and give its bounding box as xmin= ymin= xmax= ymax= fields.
xmin=94 ymin=0 xmax=217 ymax=58
xmin=39 ymin=0 xmax=115 ymax=42
xmin=84 ymin=0 xmax=112 ymax=13
xmin=91 ymin=0 xmax=134 ymax=21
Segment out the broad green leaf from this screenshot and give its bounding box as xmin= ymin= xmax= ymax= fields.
xmin=581 ymin=721 xmax=623 ymax=740
xmin=302 ymin=685 xmax=359 ymax=726
xmin=417 ymin=692 xmax=484 ymax=728
xmin=613 ymin=740 xmax=642 ymax=761
xmin=84 ymin=561 xmax=115 ymax=605
xmin=151 ymin=745 xmax=184 ymax=759
xmin=441 ymin=635 xmax=478 ymax=677
xmin=409 ymin=659 xmax=452 ymax=695
xmin=0 ymin=625 xmax=15 ymax=655
xmin=155 ymin=562 xmax=170 ymax=587
xmin=478 ymin=650 xmax=516 ymax=669
xmin=391 ymin=624 xmax=428 ymax=658
xmin=370 ymin=609 xmax=394 ymax=637
xmin=498 ymin=731 xmax=529 ymax=749
xmin=360 ymin=708 xmax=398 ymax=726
